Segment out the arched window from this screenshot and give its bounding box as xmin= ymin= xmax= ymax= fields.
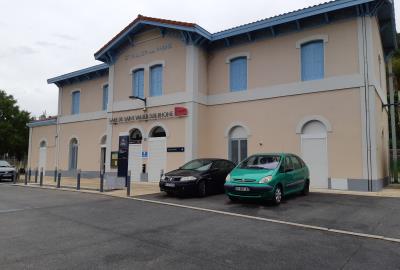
xmin=301 ymin=40 xmax=324 ymax=81
xmin=301 ymin=120 xmax=328 ymax=135
xmin=230 ymin=57 xmax=247 ymax=92
xmin=149 ymin=126 xmax=166 ymax=138
xmin=229 ymin=126 xmax=248 ymax=164
xmin=38 ymin=140 xmax=47 ymax=172
xmin=129 ymin=129 xmax=143 ymax=144
xmin=69 ymin=138 xmax=78 ymax=170
xmin=100 ymin=135 xmax=107 ymax=146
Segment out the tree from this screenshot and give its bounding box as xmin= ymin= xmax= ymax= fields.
xmin=0 ymin=90 xmax=31 ymax=160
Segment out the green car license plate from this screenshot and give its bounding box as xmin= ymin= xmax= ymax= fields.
xmin=235 ymin=187 xmax=250 ymax=192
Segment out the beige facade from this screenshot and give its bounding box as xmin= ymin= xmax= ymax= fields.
xmin=207 ymin=19 xmax=360 ymax=95
xmin=28 ymin=2 xmax=396 ymax=191
xmin=60 ymin=76 xmax=109 ymax=116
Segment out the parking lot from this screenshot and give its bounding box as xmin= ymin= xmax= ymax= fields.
xmin=0 ymin=184 xmax=399 ymax=269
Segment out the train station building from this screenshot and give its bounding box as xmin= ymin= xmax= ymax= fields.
xmin=27 ymin=0 xmax=397 ymax=191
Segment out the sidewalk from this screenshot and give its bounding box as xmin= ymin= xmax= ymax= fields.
xmin=17 ymin=176 xmax=160 ymax=197
xmin=311 ymin=184 xmax=400 ymax=198
xmin=14 ymin=176 xmax=400 ymax=199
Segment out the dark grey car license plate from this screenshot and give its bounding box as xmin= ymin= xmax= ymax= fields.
xmin=235 ymin=187 xmax=250 ymax=192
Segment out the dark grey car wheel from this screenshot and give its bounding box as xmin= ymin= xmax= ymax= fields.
xmin=197 ymin=181 xmax=206 ymax=197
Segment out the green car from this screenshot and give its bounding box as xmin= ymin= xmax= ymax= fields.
xmin=224 ymin=153 xmax=310 ymax=205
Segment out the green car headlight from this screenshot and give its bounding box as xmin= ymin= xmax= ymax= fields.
xmin=180 ymin=176 xmax=197 ymax=182
xmin=259 ymin=175 xmax=273 ymax=184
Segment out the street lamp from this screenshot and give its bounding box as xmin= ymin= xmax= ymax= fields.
xmin=129 ymin=95 xmax=147 ymax=111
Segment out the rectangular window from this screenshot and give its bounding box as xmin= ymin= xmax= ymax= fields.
xmin=230 ymin=57 xmax=247 ymax=92
xmin=301 ymin=40 xmax=324 ymax=81
xmin=102 ymin=84 xmax=109 ymax=111
xmin=150 ymin=65 xmax=163 ymax=97
xmin=133 ymin=69 xmax=144 ymax=99
xmin=71 ymin=91 xmax=80 ymax=115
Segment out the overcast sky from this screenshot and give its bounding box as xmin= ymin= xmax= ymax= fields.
xmin=1 ymin=0 xmax=399 ymax=117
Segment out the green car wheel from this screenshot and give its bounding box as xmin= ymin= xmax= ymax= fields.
xmin=272 ymin=185 xmax=283 ymax=205
xmin=301 ymin=180 xmax=310 ymax=196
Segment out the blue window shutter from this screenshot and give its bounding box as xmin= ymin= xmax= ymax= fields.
xmin=72 ymin=91 xmax=80 ymax=114
xmin=102 ymin=84 xmax=108 ymax=111
xmin=230 ymin=57 xmax=247 ymax=92
xmin=150 ymin=65 xmax=163 ymax=96
xmin=301 ymin=41 xmax=324 ymax=81
xmin=133 ymin=69 xmax=144 ymax=99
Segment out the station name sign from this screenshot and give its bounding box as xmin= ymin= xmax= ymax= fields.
xmin=110 ymin=107 xmax=188 ymax=125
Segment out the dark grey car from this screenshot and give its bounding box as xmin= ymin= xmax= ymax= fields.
xmin=0 ymin=161 xmax=16 ymax=181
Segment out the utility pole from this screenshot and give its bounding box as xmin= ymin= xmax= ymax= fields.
xmin=388 ymin=58 xmax=398 ymax=183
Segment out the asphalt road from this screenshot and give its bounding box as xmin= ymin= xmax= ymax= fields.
xmin=139 ymin=190 xmax=400 ymax=239
xmin=0 ymin=184 xmax=399 ymax=270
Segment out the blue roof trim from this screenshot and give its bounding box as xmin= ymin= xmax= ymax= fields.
xmin=211 ymin=0 xmax=375 ymax=40
xmin=27 ymin=118 xmax=57 ymax=128
xmin=47 ymin=63 xmax=108 ymax=85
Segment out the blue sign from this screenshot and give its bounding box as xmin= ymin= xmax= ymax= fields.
xmin=141 ymin=151 xmax=148 ymax=158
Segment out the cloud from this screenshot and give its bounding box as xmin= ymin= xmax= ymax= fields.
xmin=36 ymin=41 xmax=70 ymax=50
xmin=52 ymin=33 xmax=78 ymax=41
xmin=11 ymin=46 xmax=38 ymax=55
xmin=0 ymin=46 xmax=39 ymax=58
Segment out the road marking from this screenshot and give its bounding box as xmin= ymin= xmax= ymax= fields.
xmin=0 ymin=208 xmax=27 ymax=214
xmin=131 ymin=197 xmax=400 ymax=244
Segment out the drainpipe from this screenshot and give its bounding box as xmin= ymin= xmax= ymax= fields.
xmin=388 ymin=57 xmax=398 ymax=183
xmin=361 ymin=15 xmax=373 ymax=191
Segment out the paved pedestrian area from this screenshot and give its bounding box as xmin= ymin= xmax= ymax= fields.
xmin=0 ymin=184 xmax=399 ymax=269
xmin=16 ymin=176 xmax=160 ymax=196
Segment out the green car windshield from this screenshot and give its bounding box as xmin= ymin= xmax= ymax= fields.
xmin=238 ymin=155 xmax=281 ymax=170
xmin=180 ymin=159 xmax=213 ymax=172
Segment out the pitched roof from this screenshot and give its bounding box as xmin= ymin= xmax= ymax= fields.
xmin=94 ymin=15 xmax=197 ymax=56
xmin=49 ymin=0 xmax=396 ymax=85
xmin=47 ymin=63 xmax=108 ymax=86
xmin=94 ymin=15 xmax=211 ymax=61
xmin=95 ymin=0 xmax=396 ymax=62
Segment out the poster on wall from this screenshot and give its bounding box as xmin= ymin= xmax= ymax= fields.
xmin=110 ymin=152 xmax=118 ymax=168
xmin=117 ymin=136 xmax=129 ymax=178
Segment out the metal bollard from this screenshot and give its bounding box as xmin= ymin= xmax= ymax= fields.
xmin=126 ymin=171 xmax=131 ymax=197
xmin=24 ymin=170 xmax=28 ymax=185
xmin=100 ymin=172 xmax=104 ymax=193
xmin=28 ymin=168 xmax=31 ymax=183
xmin=57 ymin=172 xmax=61 ymax=188
xmin=54 ymin=167 xmax=57 ymax=182
xmin=34 ymin=168 xmax=38 ymax=183
xmin=77 ymin=169 xmax=81 ymax=190
xmin=13 ymin=171 xmax=17 ymax=184
xmin=39 ymin=168 xmax=43 ymax=186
